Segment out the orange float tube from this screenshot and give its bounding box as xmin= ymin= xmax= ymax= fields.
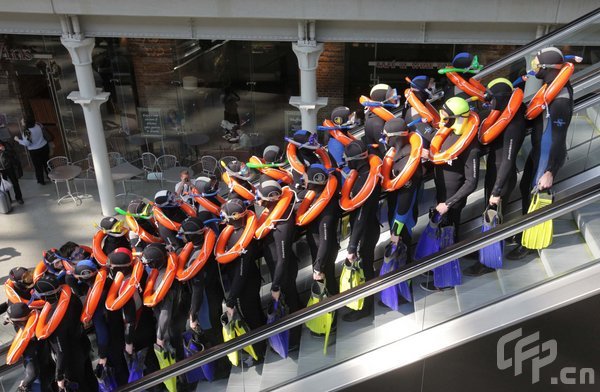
xmin=176 ymin=230 xmax=217 ymax=281
xmin=35 ymin=285 xmax=71 ymax=340
xmin=254 ymin=187 xmax=294 ymax=239
xmin=33 ymin=262 xmax=47 ymax=283
xmin=248 ymin=156 xmax=293 ymax=185
xmin=525 ymin=62 xmax=574 ymax=120
xmin=430 ymin=112 xmax=480 ymax=164
xmin=296 ymin=174 xmax=338 ymax=226
xmin=5 ymin=280 xmax=45 ymax=309
xmin=404 ymin=88 xmax=441 ymax=125
xmin=192 ymin=192 xmax=224 ymax=216
xmin=381 ymin=133 xmax=423 ymax=192
xmin=80 ymin=268 xmax=108 ymax=323
xmin=153 ymin=202 xmax=197 ymax=232
xmin=215 ymin=212 xmax=258 ymax=264
xmin=6 ymin=310 xmax=39 ymax=365
xmin=322 ymin=120 xmax=356 ymax=147
xmin=359 ymin=95 xmax=395 ymax=121
xmin=479 ymin=88 xmax=524 ymax=145
xmin=92 ymin=231 xmax=109 ymax=266
xmin=286 ymin=143 xmax=333 ymax=175
xmin=339 ymin=155 xmax=382 ymax=212
xmin=222 ymin=171 xmax=255 ymax=201
xmin=143 ymin=252 xmax=178 ymax=307
xmin=105 ymin=260 xmax=144 ymax=311
xmin=444 ymin=72 xmax=486 ymax=101
xmin=125 ymin=215 xmax=163 ymax=244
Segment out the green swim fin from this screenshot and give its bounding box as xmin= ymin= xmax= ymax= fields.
xmin=221 ymin=313 xmax=240 ymax=366
xmin=339 ymin=259 xmax=365 ymax=311
xmin=305 ymin=280 xmax=334 ymax=354
xmin=233 ymin=317 xmax=260 ymax=361
xmin=522 ymin=190 xmax=553 ymax=250
xmin=154 ymin=344 xmax=177 ymax=392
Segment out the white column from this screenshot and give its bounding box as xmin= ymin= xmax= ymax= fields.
xmin=289 ymin=24 xmax=327 ymax=133
xmin=61 ymin=36 xmax=116 ymax=216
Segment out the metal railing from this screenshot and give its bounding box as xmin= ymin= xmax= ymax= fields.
xmin=473 ymin=7 xmax=600 ymax=81
xmin=120 ymin=183 xmax=600 ymax=391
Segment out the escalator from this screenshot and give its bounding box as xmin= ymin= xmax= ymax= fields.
xmin=1 ymin=8 xmax=599 ymax=392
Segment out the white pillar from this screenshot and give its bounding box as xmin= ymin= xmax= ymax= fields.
xmin=289 ymin=37 xmax=327 ymax=133
xmin=61 ymin=36 xmax=116 ymax=216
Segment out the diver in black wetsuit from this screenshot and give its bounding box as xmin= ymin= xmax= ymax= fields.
xmin=288 ymin=129 xmax=335 ymax=187
xmin=508 ymin=47 xmax=574 ymax=260
xmin=464 ymin=78 xmax=527 ymax=275
xmin=363 ymin=83 xmax=398 ymax=158
xmin=8 ymin=303 xmax=55 ymax=392
xmin=154 ymin=190 xmax=188 ymax=250
xmin=304 ymin=164 xmax=342 ymax=296
xmin=127 ymin=199 xmax=161 ymax=252
xmin=177 ymin=215 xmax=223 ymax=340
xmin=422 ymin=97 xmax=480 ymax=291
xmin=219 ymin=199 xmax=266 ymax=335
xmin=68 ymin=260 xmax=129 ymax=386
xmin=255 ymin=176 xmax=301 ymax=344
xmin=341 ymin=141 xmax=381 ymax=322
xmin=106 ymin=248 xmax=158 ymax=381
xmin=382 ymin=118 xmax=423 ymax=250
xmin=33 ymin=275 xmax=97 ymax=391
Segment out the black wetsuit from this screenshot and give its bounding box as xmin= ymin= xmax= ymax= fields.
xmin=151 ymin=271 xmax=185 ymax=358
xmin=519 ymin=73 xmax=573 ymax=214
xmin=45 ymin=293 xmax=97 ymax=391
xmin=484 ymin=97 xmax=527 ymax=211
xmin=434 ymin=132 xmax=480 ymax=235
xmin=386 ymin=139 xmax=423 ymax=249
xmin=261 ymin=201 xmax=301 ymax=343
xmin=306 ymin=175 xmax=342 ymax=296
xmin=363 ymin=111 xmax=386 ymax=158
xmin=220 ymin=222 xmax=265 ymax=331
xmin=345 ymin=159 xmax=381 ymax=314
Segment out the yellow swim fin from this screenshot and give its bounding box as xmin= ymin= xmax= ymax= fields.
xmin=221 ymin=313 xmax=240 ymax=366
xmin=305 ymin=280 xmax=334 ymax=354
xmin=233 ymin=318 xmax=259 ymax=361
xmin=522 ymin=190 xmax=554 ymax=250
xmin=154 ymin=344 xmax=177 ymax=392
xmin=339 ymin=259 xmax=365 ymax=311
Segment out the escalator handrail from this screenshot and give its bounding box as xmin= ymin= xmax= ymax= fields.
xmin=473 ymin=7 xmax=600 ymax=81
xmin=119 ymin=183 xmax=600 ymax=392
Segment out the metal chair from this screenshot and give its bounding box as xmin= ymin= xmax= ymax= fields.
xmin=200 ymin=155 xmax=218 ymax=176
xmin=156 ymin=154 xmax=179 ymax=186
xmin=108 ymin=152 xmax=123 ymax=167
xmin=47 ymin=156 xmax=72 ymax=199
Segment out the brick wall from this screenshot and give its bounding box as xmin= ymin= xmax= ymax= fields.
xmin=127 ymin=38 xmax=178 ymax=109
xmin=317 ymin=42 xmax=345 ymax=124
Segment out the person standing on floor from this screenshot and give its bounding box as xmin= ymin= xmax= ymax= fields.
xmin=0 ymin=140 xmax=24 ymax=204
xmin=14 ymin=115 xmax=50 ymax=185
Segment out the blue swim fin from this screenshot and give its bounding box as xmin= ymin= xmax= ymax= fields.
xmin=394 ymin=242 xmax=412 ymax=302
xmin=182 ymin=331 xmax=217 ymax=383
xmin=479 ymin=207 xmax=503 ymax=269
xmin=126 ymin=347 xmax=147 ymax=383
xmin=379 ymin=242 xmax=400 ymax=311
xmin=434 ymin=224 xmax=462 ymax=288
xmin=267 ymin=299 xmax=290 ymax=359
xmin=98 ymin=365 xmax=118 ymax=392
xmin=414 ymin=210 xmax=441 ymax=260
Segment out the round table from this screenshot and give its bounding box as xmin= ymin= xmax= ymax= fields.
xmin=48 ymin=165 xmax=82 ymax=206
xmin=162 ymin=166 xmax=194 ymax=183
